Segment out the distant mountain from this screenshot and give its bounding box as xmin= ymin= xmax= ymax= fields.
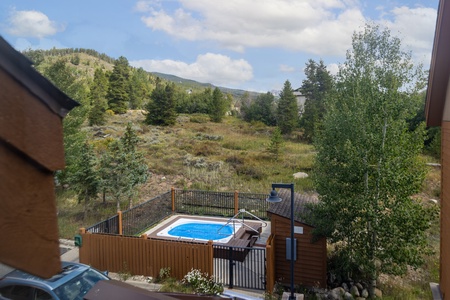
xmin=151 ymin=72 xmax=262 ymax=99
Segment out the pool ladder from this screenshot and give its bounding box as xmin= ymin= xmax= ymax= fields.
xmin=217 ymin=209 xmax=268 ymax=238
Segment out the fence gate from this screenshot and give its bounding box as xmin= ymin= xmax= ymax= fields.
xmin=213 ymin=245 xmax=266 ymax=290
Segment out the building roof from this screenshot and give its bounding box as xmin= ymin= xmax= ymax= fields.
xmin=267 ymin=189 xmax=318 ymax=227
xmin=425 ymin=0 xmax=450 ymax=127
xmin=0 ymin=36 xmax=79 ymax=117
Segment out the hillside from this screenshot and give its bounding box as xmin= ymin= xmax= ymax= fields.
xmin=22 ymin=48 xmax=261 ymax=99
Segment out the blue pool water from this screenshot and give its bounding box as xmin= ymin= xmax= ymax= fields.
xmin=168 ymin=223 xmax=233 ymax=240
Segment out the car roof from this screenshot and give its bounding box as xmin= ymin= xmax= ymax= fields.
xmin=1 ymin=261 xmax=90 ymax=290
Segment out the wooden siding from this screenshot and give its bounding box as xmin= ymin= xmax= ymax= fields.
xmin=0 ymin=70 xmax=65 ymax=171
xmin=79 ymin=233 xmax=214 ymax=280
xmin=0 ymin=145 xmax=61 ymax=278
xmin=441 ymin=121 xmax=450 ymax=299
xmin=270 ymin=214 xmax=327 ymax=288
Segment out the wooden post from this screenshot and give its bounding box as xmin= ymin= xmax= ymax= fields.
xmin=171 ymin=187 xmax=175 ymax=212
xmin=118 ymin=211 xmax=123 ymax=235
xmin=208 ymin=240 xmax=214 ymax=276
xmin=141 ymin=234 xmax=148 ymax=239
xmin=234 ymin=190 xmax=239 ymax=215
xmin=266 ymin=234 xmax=275 ymax=293
xmin=79 ymin=228 xmax=86 ymax=234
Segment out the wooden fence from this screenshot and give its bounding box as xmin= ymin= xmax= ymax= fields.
xmin=78 ymin=230 xmax=213 ymax=280
xmin=265 ymin=233 xmax=276 ymax=294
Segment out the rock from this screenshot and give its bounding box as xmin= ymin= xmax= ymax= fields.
xmin=350 ymin=285 xmax=360 ymax=297
xmin=355 ymin=298 xmax=366 ymax=300
xmin=293 ymin=172 xmax=308 ymax=179
xmin=341 ymin=282 xmax=349 ymax=292
xmin=361 ymin=289 xmax=369 ymax=298
xmin=355 ymin=283 xmax=363 ymax=292
xmin=330 ymin=287 xmax=345 ymax=300
xmin=344 ymin=292 xmax=353 ymax=300
xmin=374 ymin=288 xmax=382 ymax=298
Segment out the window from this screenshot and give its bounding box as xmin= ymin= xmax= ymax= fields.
xmin=0 ymin=285 xmax=32 ymax=300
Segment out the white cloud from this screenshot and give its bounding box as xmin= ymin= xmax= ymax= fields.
xmin=137 ymin=1 xmax=436 ymax=66
xmin=130 ymin=53 xmax=253 ymax=87
xmin=279 ymin=64 xmax=295 ymax=73
xmin=6 ymin=9 xmax=64 ymax=38
xmin=138 ymin=0 xmax=365 ymax=55
xmin=378 ymin=6 xmax=437 ymax=65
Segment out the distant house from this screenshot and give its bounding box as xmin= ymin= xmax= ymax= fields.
xmin=293 ymin=89 xmax=306 ymax=115
xmin=267 ymin=190 xmax=327 ymax=288
xmin=0 ymin=36 xmax=78 ymax=278
xmin=425 ymin=0 xmax=450 ymax=298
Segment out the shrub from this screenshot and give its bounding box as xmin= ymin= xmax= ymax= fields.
xmin=182 ymin=268 xmax=223 ymax=295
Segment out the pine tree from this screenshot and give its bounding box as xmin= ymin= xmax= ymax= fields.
xmin=107 ymin=56 xmax=130 ymax=114
xmin=129 ymin=67 xmax=151 ymax=109
xmin=267 ymin=127 xmax=284 ymax=160
xmin=99 ymin=125 xmax=148 ymax=210
xmin=88 ymin=69 xmax=109 ymax=126
xmin=144 ymin=82 xmax=177 ymax=126
xmin=276 ymin=80 xmax=298 ymax=134
xmin=71 ymin=141 xmax=99 ymax=219
xmin=299 ymin=59 xmax=333 ymax=142
xmin=209 ymin=87 xmax=227 ymax=122
xmin=43 ymin=58 xmax=89 ymax=186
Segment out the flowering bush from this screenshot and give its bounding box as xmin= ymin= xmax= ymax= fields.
xmin=182 ymin=268 xmax=224 ymax=295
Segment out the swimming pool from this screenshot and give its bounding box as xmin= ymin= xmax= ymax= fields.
xmin=156 ymin=218 xmax=242 ymax=243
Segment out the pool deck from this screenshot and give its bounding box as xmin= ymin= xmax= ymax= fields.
xmin=143 ymin=214 xmax=271 ymax=247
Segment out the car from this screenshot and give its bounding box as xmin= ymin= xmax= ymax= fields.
xmin=0 ymin=261 xmax=109 ymax=300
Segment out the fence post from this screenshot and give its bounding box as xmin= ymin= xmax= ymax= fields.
xmin=208 ymin=240 xmax=214 ymax=277
xmin=118 ymin=211 xmax=123 ymax=235
xmin=79 ymin=228 xmax=86 ymax=234
xmin=234 ymin=190 xmax=239 ymax=215
xmin=171 ymin=187 xmax=175 ymax=212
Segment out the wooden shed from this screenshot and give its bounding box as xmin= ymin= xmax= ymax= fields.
xmin=267 ymin=190 xmax=327 ymax=288
xmin=0 ymin=36 xmax=78 ymax=278
xmin=425 ymin=0 xmax=450 ymax=298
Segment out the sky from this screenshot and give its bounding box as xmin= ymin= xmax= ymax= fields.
xmin=0 ymin=0 xmax=439 ymax=93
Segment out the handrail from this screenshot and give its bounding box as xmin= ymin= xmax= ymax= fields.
xmin=217 ymin=209 xmax=268 ymax=237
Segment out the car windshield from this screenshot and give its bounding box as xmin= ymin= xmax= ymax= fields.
xmin=53 ymin=269 xmax=108 ymax=300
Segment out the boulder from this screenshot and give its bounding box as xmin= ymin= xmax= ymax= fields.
xmin=293 ymin=172 xmax=308 ymax=179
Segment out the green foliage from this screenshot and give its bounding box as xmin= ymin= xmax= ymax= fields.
xmin=144 ymin=81 xmax=178 ymax=126
xmin=176 ymin=88 xmax=211 ymax=114
xmin=107 ymin=56 xmax=130 ymax=114
xmin=209 ymin=87 xmax=228 ymax=122
xmin=99 ymin=125 xmax=149 ymax=210
xmin=70 ymin=141 xmax=100 ymax=219
xmin=88 ymin=69 xmax=109 ymax=126
xmin=241 ymin=92 xmax=277 ymax=126
xmin=22 ymin=48 xmax=45 ymax=66
xmin=299 ymin=59 xmax=333 ymax=143
xmin=277 ymin=80 xmax=298 ymax=134
xmin=307 ymin=24 xmax=432 ymax=286
xmin=70 ymin=54 xmax=80 ymax=65
xmin=129 ymin=67 xmax=152 ymax=109
xmin=267 ymin=127 xmax=284 ymax=159
xmin=42 ymin=58 xmax=90 ymax=186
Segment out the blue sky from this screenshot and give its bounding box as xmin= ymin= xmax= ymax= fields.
xmin=0 ymin=0 xmax=439 ymax=92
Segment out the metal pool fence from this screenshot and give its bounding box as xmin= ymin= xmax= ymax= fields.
xmin=85 ymin=188 xmax=270 ymax=236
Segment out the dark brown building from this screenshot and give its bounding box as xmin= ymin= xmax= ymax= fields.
xmin=0 ymin=36 xmax=78 ymax=278
xmin=267 ymin=190 xmax=327 ymax=288
xmin=426 ymin=0 xmax=450 ymax=298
